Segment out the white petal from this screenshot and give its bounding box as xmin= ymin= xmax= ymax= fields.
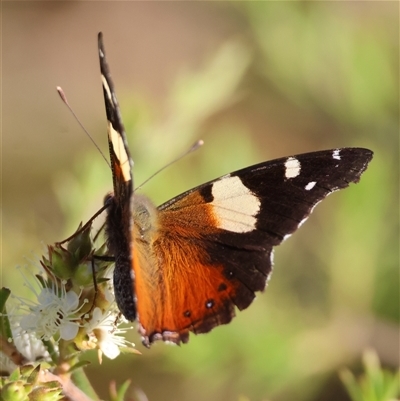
xmin=92 ymin=307 xmax=102 ymax=321
xmin=37 ymin=289 xmax=56 ymax=305
xmin=100 ymin=339 xmax=120 ymax=359
xmin=60 ymin=322 xmax=79 ymax=341
xmin=64 ymin=291 xmax=79 ymax=310
xmin=104 ymin=286 xmax=114 ymax=303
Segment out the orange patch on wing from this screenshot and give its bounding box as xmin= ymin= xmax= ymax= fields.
xmin=132 ymin=191 xmax=238 ymax=343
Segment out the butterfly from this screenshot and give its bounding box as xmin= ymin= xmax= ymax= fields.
xmin=98 ymin=32 xmax=373 ymax=347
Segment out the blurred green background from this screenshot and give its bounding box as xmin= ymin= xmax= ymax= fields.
xmin=2 ymin=2 xmax=398 ymax=401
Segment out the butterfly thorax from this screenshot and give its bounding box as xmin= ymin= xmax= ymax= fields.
xmin=131 ymin=194 xmax=159 ymax=245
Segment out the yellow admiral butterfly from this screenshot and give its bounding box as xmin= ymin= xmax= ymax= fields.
xmin=98 ymin=33 xmax=373 ymax=347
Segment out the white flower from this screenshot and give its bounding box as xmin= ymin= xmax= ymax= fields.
xmin=13 ymin=323 xmax=51 ymax=361
xmin=85 ymin=307 xmax=135 ymax=362
xmin=0 ymin=302 xmax=53 ymax=372
xmin=20 ymin=288 xmax=81 ymax=341
xmin=13 ymin=267 xmax=85 ymax=341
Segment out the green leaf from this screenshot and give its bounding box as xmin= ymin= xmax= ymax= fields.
xmin=0 ymin=288 xmax=11 ymax=312
xmin=67 ymin=360 xmax=91 ymax=373
xmin=340 ymin=349 xmax=400 ymax=401
xmin=0 ymin=288 xmax=12 ymax=342
xmin=116 ymin=380 xmax=131 ymax=401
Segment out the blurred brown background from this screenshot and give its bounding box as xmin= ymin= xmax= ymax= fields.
xmin=2 ymin=2 xmax=399 ymax=401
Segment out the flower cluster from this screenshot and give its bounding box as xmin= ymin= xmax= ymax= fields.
xmin=1 ymin=224 xmax=137 ymax=376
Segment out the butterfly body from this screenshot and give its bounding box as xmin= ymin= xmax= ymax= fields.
xmin=98 ymin=33 xmax=373 ymax=347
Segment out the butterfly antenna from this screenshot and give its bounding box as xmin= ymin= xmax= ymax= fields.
xmin=57 ymin=86 xmax=110 ymax=168
xmin=135 ymin=139 xmax=204 ymax=191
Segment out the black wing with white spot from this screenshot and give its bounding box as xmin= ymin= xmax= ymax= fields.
xmin=157 ymin=147 xmax=373 ymax=315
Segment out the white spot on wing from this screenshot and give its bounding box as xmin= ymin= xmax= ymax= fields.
xmin=285 ymin=157 xmax=301 ymax=179
xmin=305 ymin=181 xmax=317 ymax=190
xmin=211 ymin=176 xmax=260 ymax=233
xmin=333 ymin=149 xmax=341 ymax=160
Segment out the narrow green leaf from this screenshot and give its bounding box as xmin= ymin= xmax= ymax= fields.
xmin=67 ymin=360 xmax=91 ymax=373
xmin=0 ymin=288 xmax=12 ymax=341
xmin=71 ymin=369 xmax=99 ymax=400
xmin=0 ymin=288 xmax=11 ymax=312
xmin=116 ymin=380 xmax=131 ymax=401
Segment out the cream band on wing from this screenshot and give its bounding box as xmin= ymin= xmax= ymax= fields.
xmin=101 ymin=75 xmax=113 ymax=102
xmin=210 ymin=176 xmax=260 ymax=233
xmin=108 ymin=122 xmax=131 ymax=183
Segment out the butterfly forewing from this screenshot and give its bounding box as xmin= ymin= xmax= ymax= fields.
xmin=97 ymin=32 xmax=373 ymax=347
